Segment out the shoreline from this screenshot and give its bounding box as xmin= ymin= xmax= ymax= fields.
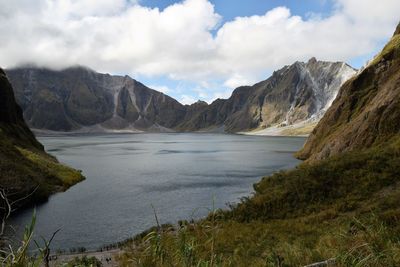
xmin=33 ymin=127 xmax=311 ymax=137
xmin=49 ymin=249 xmax=121 ymax=267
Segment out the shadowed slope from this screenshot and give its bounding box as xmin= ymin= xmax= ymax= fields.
xmin=0 ymin=68 xmax=84 ymax=211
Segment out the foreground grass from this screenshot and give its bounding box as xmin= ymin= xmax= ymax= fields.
xmin=118 ymin=137 xmax=400 ymax=266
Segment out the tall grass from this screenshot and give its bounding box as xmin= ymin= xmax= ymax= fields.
xmin=0 ymin=212 xmax=43 ymax=267
xmin=118 ymin=139 xmax=400 ymax=266
xmin=335 ymin=217 xmax=400 ymax=267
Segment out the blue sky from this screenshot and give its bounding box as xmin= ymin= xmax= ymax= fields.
xmin=1 ymin=0 xmax=399 ymax=104
xmin=142 ymin=0 xmax=335 ymax=22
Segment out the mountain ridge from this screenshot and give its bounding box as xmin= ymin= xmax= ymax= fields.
xmin=7 ymin=58 xmax=356 ymax=135
xmin=178 ymin=58 xmax=355 ymax=133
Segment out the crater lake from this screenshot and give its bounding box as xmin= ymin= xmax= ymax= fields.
xmin=9 ymin=133 xmax=305 ymax=250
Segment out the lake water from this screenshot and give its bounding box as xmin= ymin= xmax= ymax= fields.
xmin=9 ymin=133 xmax=305 ymax=250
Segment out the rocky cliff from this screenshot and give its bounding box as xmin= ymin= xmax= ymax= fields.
xmin=297 ymin=23 xmax=400 ymax=161
xmin=177 ymin=58 xmax=355 ymax=133
xmin=7 ymin=59 xmax=355 ymax=134
xmin=7 ymin=67 xmax=186 ymax=132
xmin=0 ymin=68 xmax=84 ymax=211
xmin=0 ymin=68 xmax=43 ymax=150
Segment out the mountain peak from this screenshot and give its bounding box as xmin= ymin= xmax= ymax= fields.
xmin=307 ymin=57 xmax=318 ymax=64
xmin=65 ymin=65 xmax=95 ymax=72
xmin=298 ymin=22 xmax=400 ymax=161
xmin=395 ymin=22 xmax=400 ymax=36
xmin=194 ymin=100 xmax=208 ymax=105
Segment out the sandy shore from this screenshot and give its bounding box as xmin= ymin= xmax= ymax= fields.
xmin=239 ymin=121 xmax=317 ymax=137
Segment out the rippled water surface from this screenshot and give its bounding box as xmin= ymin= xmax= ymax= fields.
xmin=9 ymin=133 xmax=305 ymax=250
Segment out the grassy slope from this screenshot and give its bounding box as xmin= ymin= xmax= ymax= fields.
xmin=119 ymin=138 xmax=400 ymax=266
xmin=297 ymin=29 xmax=400 ymax=161
xmin=0 ymin=129 xmax=84 ymax=208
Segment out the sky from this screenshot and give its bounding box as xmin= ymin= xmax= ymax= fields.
xmin=0 ymin=0 xmax=399 ymax=104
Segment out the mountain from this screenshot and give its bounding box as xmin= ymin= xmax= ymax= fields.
xmin=177 ymin=58 xmax=356 ymax=134
xmin=6 ymin=59 xmax=355 ymax=134
xmin=0 ymin=68 xmax=84 ymax=211
xmin=7 ymin=67 xmax=186 ymax=132
xmin=297 ymin=23 xmax=400 ymax=161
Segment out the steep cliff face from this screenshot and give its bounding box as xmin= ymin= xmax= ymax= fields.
xmin=395 ymin=23 xmax=400 ymax=36
xmin=297 ymin=24 xmax=400 ymax=161
xmin=0 ymin=68 xmax=84 ymax=210
xmin=0 ymin=68 xmax=43 ymax=150
xmin=177 ymin=59 xmax=355 ymax=133
xmin=7 ymin=67 xmax=186 ymax=132
xmin=7 ymin=59 xmax=355 ymax=134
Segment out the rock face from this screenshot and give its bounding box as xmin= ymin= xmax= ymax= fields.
xmin=7 ymin=67 xmax=186 ymax=132
xmin=297 ymin=23 xmax=400 ymax=161
xmin=7 ymin=59 xmax=355 ymax=133
xmin=395 ymin=23 xmax=400 ymax=36
xmin=0 ymin=68 xmax=43 ymax=150
xmin=0 ymin=68 xmax=84 ymax=211
xmin=177 ymin=59 xmax=355 ymax=132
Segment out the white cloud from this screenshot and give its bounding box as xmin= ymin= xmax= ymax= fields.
xmin=209 ymin=90 xmax=232 ymax=102
xmin=149 ymin=85 xmax=170 ymax=94
xmin=223 ymin=74 xmax=255 ymax=89
xmin=179 ymin=94 xmax=198 ymax=105
xmin=0 ymin=0 xmax=399 ymax=103
xmin=213 ymin=2 xmax=399 ymax=85
xmin=191 ymin=86 xmax=234 ymax=104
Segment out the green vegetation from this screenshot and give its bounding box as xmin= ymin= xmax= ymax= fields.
xmin=370 ymin=33 xmax=400 ymax=66
xmin=17 ymin=147 xmax=84 ymax=187
xmin=118 ymin=137 xmax=400 ymax=266
xmin=0 ymin=129 xmax=84 ymax=209
xmin=0 ymin=211 xmax=101 ymax=267
xmin=0 ymin=212 xmax=44 ymax=267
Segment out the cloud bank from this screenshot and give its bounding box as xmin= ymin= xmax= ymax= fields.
xmin=0 ymin=0 xmax=399 ymax=95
